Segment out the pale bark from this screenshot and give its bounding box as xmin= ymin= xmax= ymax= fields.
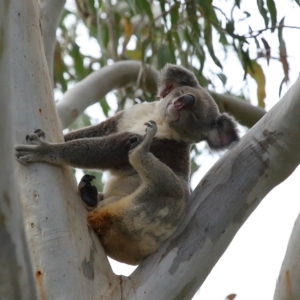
xmin=0 ymin=2 xmax=37 ymax=299
xmin=56 ymin=61 xmax=158 ymax=128
xmin=273 ymin=213 xmax=300 ymax=299
xmin=11 ymin=0 xmax=119 ymax=299
xmin=121 ymin=76 xmax=300 ymax=300
xmin=56 ymin=60 xmax=265 ymax=129
xmin=40 ymin=0 xmax=66 ymax=81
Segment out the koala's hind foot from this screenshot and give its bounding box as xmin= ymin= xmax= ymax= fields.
xmin=78 ymin=174 xmax=103 ymax=210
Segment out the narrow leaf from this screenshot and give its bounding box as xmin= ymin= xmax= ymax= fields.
xmin=278 ymin=17 xmax=289 ymax=81
xmin=246 ymin=60 xmax=266 ymax=107
xmin=261 ymin=38 xmax=271 ymax=65
xmin=256 ymin=0 xmax=269 ymax=28
xmin=266 ymin=0 xmax=277 ymax=32
xmin=204 ymin=21 xmax=222 ymax=69
xmin=294 ymin=0 xmax=300 ymax=6
xmin=136 ymin=0 xmax=153 ymax=21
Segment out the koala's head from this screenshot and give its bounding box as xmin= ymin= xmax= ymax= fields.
xmin=157 ymin=64 xmax=239 ymax=149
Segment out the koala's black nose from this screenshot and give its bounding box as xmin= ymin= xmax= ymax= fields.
xmin=175 ymin=94 xmax=195 ymax=110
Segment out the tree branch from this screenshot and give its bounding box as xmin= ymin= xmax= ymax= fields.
xmin=122 ymin=75 xmax=300 ymax=300
xmin=40 ymin=0 xmax=66 ymax=82
xmin=57 ymin=60 xmax=265 ymax=129
xmin=209 ymin=91 xmax=266 ymax=127
xmin=56 ymin=61 xmax=159 ymax=128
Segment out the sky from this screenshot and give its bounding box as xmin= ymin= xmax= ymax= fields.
xmin=66 ymin=0 xmax=300 ymax=299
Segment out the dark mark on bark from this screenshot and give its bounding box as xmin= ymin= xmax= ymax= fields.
xmin=82 ymin=247 xmax=95 ymax=280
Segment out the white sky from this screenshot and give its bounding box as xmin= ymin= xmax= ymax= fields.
xmin=66 ymin=0 xmax=300 ymax=299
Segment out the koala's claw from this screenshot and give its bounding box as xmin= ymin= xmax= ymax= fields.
xmin=34 ymin=129 xmax=46 ymax=139
xmin=144 ymin=120 xmax=157 ymax=137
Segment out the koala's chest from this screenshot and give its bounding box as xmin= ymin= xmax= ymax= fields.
xmin=117 ymin=102 xmax=181 ymax=141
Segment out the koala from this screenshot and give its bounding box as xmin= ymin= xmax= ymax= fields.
xmin=15 ymin=64 xmax=239 ymax=265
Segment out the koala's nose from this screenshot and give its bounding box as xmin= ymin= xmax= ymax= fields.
xmin=174 ymin=94 xmax=195 ymax=110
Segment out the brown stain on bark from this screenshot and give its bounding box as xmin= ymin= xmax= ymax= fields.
xmin=35 ymin=270 xmax=46 ymax=300
xmin=71 ymin=109 xmax=79 ymax=119
xmin=285 ymin=270 xmax=294 ymax=299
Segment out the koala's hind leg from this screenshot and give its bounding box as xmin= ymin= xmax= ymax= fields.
xmin=78 ymin=174 xmax=103 ymax=210
xmin=128 ymin=121 xmax=184 ymax=200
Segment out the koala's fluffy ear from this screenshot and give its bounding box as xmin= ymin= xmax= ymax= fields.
xmin=158 ymin=64 xmax=200 ymax=98
xmin=206 ymin=114 xmax=239 ymax=150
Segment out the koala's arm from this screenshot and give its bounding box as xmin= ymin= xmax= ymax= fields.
xmin=64 ymin=112 xmax=123 ymax=141
xmin=15 ymin=130 xmax=140 ymax=170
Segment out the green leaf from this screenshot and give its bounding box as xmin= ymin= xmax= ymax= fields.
xmin=159 ymin=0 xmax=167 ymax=23
xmin=294 ymin=0 xmax=300 ymax=6
xmin=234 ymin=0 xmax=241 ymax=8
xmin=256 ymin=0 xmax=269 ymax=28
xmin=204 ymin=21 xmax=222 ymax=69
xmin=278 ymin=76 xmax=286 ymax=96
xmin=225 ymin=21 xmax=235 ymax=35
xmin=135 ymin=0 xmax=153 ymax=21
xmin=261 ymin=37 xmax=271 ymax=65
xmin=99 ymin=98 xmax=111 ymax=117
xmin=170 ymin=4 xmax=180 ymax=28
xmin=166 ymin=32 xmax=176 ymax=64
xmin=217 ymin=73 xmax=227 ymax=85
xmin=197 ymin=0 xmax=213 ymax=17
xmin=186 ymin=0 xmax=200 ymax=37
xmin=157 ymin=44 xmax=173 ymax=69
xmin=266 ymin=0 xmax=277 ymax=32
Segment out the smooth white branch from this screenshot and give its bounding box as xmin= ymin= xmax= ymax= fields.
xmin=57 ymin=61 xmax=158 ymax=128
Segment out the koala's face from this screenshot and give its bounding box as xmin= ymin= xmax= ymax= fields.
xmin=157 ymin=64 xmax=239 ymax=148
xmin=161 ymin=86 xmax=220 ymax=143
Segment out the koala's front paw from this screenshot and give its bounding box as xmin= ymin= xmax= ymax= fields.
xmin=129 ymin=121 xmax=157 ymax=154
xmin=15 ymin=129 xmax=47 ymax=164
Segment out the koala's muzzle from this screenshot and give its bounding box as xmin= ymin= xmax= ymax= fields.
xmin=174 ymin=94 xmax=195 ymax=110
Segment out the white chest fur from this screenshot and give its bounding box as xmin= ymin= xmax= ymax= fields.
xmin=117 ymin=101 xmax=181 ymax=141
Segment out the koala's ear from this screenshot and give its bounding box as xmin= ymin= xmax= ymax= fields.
xmin=206 ymin=114 xmax=239 ymax=150
xmin=158 ymin=64 xmax=200 ymax=98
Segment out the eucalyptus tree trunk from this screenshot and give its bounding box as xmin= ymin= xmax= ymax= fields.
xmin=0 ymin=2 xmax=37 ymax=299
xmin=10 ymin=0 xmax=119 ymax=299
